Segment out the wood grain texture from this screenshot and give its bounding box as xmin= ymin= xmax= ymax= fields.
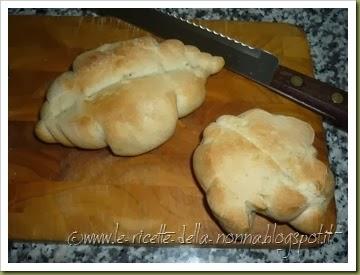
xmin=8 ymin=16 xmax=336 ymax=247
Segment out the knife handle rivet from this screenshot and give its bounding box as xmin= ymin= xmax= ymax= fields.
xmin=290 ymin=75 xmax=303 ymax=87
xmin=331 ymin=92 xmax=344 ymax=104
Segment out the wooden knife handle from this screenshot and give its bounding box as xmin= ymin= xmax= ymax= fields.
xmin=270 ymin=65 xmax=348 ymax=130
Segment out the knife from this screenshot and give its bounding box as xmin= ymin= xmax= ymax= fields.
xmin=91 ymin=8 xmax=348 ymax=130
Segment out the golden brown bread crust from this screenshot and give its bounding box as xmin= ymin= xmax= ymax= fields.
xmin=193 ymin=109 xmax=335 ymax=234
xmin=35 ymin=37 xmax=224 ymax=156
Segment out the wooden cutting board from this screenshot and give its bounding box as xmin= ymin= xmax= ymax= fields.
xmin=9 ymin=16 xmax=336 ymax=247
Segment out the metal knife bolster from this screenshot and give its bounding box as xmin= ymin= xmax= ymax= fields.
xmin=92 ymin=8 xmax=348 ymax=130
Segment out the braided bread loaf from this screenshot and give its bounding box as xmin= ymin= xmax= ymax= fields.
xmin=35 ymin=37 xmax=224 ymax=155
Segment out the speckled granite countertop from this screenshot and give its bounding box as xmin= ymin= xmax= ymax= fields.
xmin=8 ymin=8 xmax=348 ymax=263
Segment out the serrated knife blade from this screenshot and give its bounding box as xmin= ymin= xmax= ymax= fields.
xmin=91 ymin=8 xmax=348 ymax=130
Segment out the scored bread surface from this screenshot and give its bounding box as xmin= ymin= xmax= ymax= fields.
xmin=193 ymin=109 xmax=335 ymax=234
xmin=35 ymin=37 xmax=224 ymax=156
